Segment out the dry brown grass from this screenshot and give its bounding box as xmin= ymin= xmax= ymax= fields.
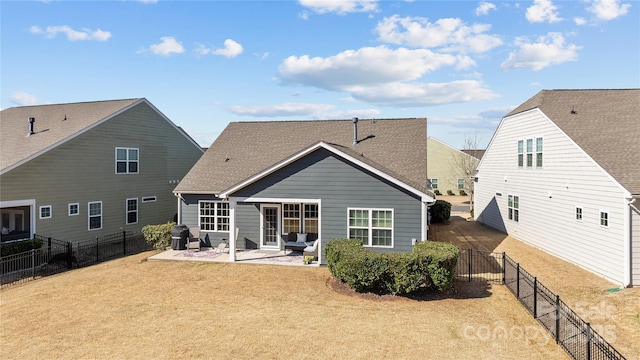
xmin=1 ymin=251 xmax=567 ymax=360
xmin=433 ymin=218 xmax=640 ymax=359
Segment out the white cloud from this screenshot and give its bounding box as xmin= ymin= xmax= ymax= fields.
xmin=279 ymin=46 xmax=459 ymax=90
xmin=228 ymin=102 xmax=336 ymax=117
xmin=574 ymin=17 xmax=587 ymax=25
xmin=587 ymin=0 xmax=631 ymax=20
xmin=196 ymin=39 xmax=244 ymax=58
xmin=526 ymin=0 xmax=562 ymax=23
xmin=138 ymin=0 xmax=158 ymax=4
xmin=30 ymin=25 xmax=111 ymax=41
xmin=9 ymin=91 xmax=41 ymax=106
xmin=146 ymin=36 xmax=185 ymax=56
xmin=375 ymin=15 xmax=503 ymax=54
xmin=500 ymin=32 xmax=581 ymax=71
xmin=298 ymin=0 xmax=378 ymax=15
xmin=475 ymin=2 xmax=497 ymax=16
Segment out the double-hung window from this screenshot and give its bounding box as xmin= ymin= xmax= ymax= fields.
xmin=199 ymin=201 xmax=229 ymax=231
xmin=526 ymin=139 xmax=533 ymax=167
xmin=88 ymin=201 xmax=102 ymax=230
xmin=115 ymin=147 xmax=139 ymax=174
xmin=575 ymin=207 xmax=583 ymax=222
xmin=304 ymin=204 xmax=319 ymax=234
xmin=536 ymin=137 xmax=543 ymax=167
xmin=517 ymin=140 xmax=524 ymax=167
xmin=429 ymin=178 xmax=438 ymax=190
xmin=283 ymin=204 xmax=300 ymax=234
xmin=126 ymin=198 xmax=138 ymax=224
xmin=508 ymin=195 xmax=519 ymax=222
xmin=600 ymin=211 xmax=609 ymax=228
xmin=457 ymin=178 xmax=465 ymax=190
xmin=348 ymin=208 xmax=393 ymax=247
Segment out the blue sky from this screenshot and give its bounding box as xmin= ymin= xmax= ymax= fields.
xmin=2 ymin=0 xmax=638 ymax=148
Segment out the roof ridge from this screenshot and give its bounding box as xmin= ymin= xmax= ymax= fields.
xmin=227 ymin=117 xmax=424 ymax=125
xmin=4 ymin=98 xmax=143 ymax=110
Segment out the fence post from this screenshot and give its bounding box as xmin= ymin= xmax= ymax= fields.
xmin=555 ymin=295 xmax=560 ymax=344
xmin=123 ymin=231 xmax=127 ymax=255
xmin=31 ymin=249 xmax=36 ymax=279
xmin=502 ymin=252 xmax=506 ymax=284
xmin=516 ymin=263 xmax=520 ymax=298
xmin=66 ymin=242 xmax=73 ymax=269
xmin=468 ymin=248 xmax=472 ymax=282
xmin=48 ymin=237 xmax=52 ymax=260
xmin=533 ymin=277 xmax=538 ymax=318
xmin=586 ymin=322 xmax=592 ymax=360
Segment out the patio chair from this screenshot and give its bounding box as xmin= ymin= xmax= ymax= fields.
xmin=303 ymin=239 xmax=319 ymax=260
xmin=214 ymin=242 xmax=227 ymax=253
xmin=186 ymin=226 xmax=201 ymax=252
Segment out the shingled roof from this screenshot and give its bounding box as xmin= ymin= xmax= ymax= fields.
xmin=506 ymin=89 xmax=640 ymax=194
xmin=174 ymin=118 xmax=428 ymax=196
xmin=1 ymin=99 xmax=142 ymax=173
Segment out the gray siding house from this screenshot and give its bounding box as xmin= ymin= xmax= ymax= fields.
xmin=0 ymin=99 xmax=204 ymax=242
xmin=173 ymin=118 xmax=434 ymax=264
xmin=474 ymin=89 xmax=640 ymax=287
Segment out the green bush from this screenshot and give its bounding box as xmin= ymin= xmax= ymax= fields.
xmin=433 ymin=189 xmax=441 ymax=195
xmin=0 ymin=238 xmax=44 ymax=257
xmin=459 ymin=190 xmax=467 ymax=196
xmin=429 ymin=200 xmax=451 ymax=223
xmin=142 ymin=222 xmax=176 ymax=250
xmin=326 ymin=239 xmax=459 ymax=295
xmin=446 ymin=190 xmax=455 ymax=195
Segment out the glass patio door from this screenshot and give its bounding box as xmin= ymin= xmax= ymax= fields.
xmin=261 ymin=205 xmax=280 ymax=249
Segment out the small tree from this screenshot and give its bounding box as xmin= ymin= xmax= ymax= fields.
xmin=453 ymin=132 xmax=482 ymax=213
xmin=142 ymin=222 xmax=176 ymax=250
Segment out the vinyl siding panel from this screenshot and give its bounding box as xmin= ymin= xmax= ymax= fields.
xmin=632 ymin=205 xmax=640 ymax=286
xmin=0 ymin=102 xmax=202 ymax=242
xmin=475 ymin=109 xmax=627 ymax=285
xmin=427 ymin=138 xmax=476 ymax=194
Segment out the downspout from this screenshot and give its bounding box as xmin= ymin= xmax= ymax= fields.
xmin=174 ymin=192 xmax=185 ymax=224
xmin=625 ymin=195 xmax=639 ymax=287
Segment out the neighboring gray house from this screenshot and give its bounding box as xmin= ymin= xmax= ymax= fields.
xmin=0 ymin=99 xmax=204 ymax=242
xmin=474 ymin=89 xmax=640 ymax=287
xmin=173 ymin=118 xmax=435 ymax=264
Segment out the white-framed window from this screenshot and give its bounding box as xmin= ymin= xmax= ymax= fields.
xmin=348 ymin=208 xmax=393 ymax=248
xmin=517 ymin=140 xmax=524 ymax=167
xmin=141 ymin=196 xmax=156 ymax=203
xmin=39 ymin=205 xmax=52 ymax=219
xmin=199 ymin=201 xmax=229 ymax=231
xmin=126 ymin=198 xmax=138 ymax=225
xmin=508 ymin=195 xmax=519 ymax=222
xmin=283 ymin=203 xmax=300 ymax=234
xmin=600 ymin=211 xmax=609 ymax=228
xmin=88 ymin=201 xmax=102 ymax=230
xmin=429 ymin=178 xmax=438 ymax=190
xmin=457 ymin=178 xmax=465 ymax=190
xmin=304 ymin=204 xmax=319 ymax=234
xmin=115 ymin=147 xmax=139 ymax=174
xmin=575 ymin=207 xmax=583 ymax=222
xmin=68 ymin=203 xmax=79 ymax=216
xmin=526 ymin=139 xmax=533 ymax=167
xmin=536 ymin=137 xmax=543 ymax=167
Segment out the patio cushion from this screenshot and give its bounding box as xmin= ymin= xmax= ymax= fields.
xmin=297 ymin=233 xmax=307 ymax=242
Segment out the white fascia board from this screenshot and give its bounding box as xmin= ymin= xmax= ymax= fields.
xmin=219 ymin=141 xmax=432 ymax=202
xmin=173 ymin=190 xmax=220 ymax=196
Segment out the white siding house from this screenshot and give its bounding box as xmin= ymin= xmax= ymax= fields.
xmin=475 ymin=89 xmax=640 ymax=287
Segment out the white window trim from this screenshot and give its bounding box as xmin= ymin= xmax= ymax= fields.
xmin=126 ymin=198 xmax=138 ymax=225
xmin=303 ymin=203 xmax=319 ymax=234
xmin=457 ymin=178 xmax=465 ymax=190
xmin=575 ymin=206 xmax=583 ymax=222
xmin=88 ymin=201 xmax=103 ymax=231
xmin=39 ymin=205 xmax=52 ymax=219
xmin=141 ymin=196 xmax=156 ymax=203
xmin=347 ymin=207 xmax=394 ymax=248
xmin=429 ymin=178 xmax=438 ymax=190
xmin=508 ymin=195 xmax=519 ymax=222
xmin=517 ymin=139 xmax=524 ymax=167
xmin=526 ymin=138 xmax=533 ymax=168
xmin=282 ymin=203 xmax=301 ymax=235
xmin=198 ymin=200 xmax=230 ymax=232
xmin=115 ymin=147 xmax=139 ymax=174
xmin=68 ymin=203 xmax=79 ymax=216
xmin=535 ymin=136 xmax=543 ymax=168
xmin=599 ymin=210 xmax=609 ymax=228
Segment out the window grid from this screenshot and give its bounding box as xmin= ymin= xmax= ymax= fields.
xmin=116 ymin=147 xmax=139 ymax=174
xmin=508 ymin=195 xmax=519 ymax=222
xmin=126 ymin=198 xmax=138 ymax=225
xmin=304 ymin=204 xmax=318 ymax=234
xmin=517 ymin=140 xmax=524 ymax=167
xmin=39 ymin=206 xmax=52 ymax=219
xmin=536 ymin=137 xmax=543 ymax=167
xmin=68 ymin=203 xmax=79 ymax=216
xmin=348 ymin=208 xmax=393 ymax=247
xmin=600 ymin=211 xmax=609 ymax=228
xmin=526 ymin=139 xmax=533 ymax=167
xmin=199 ymin=201 xmax=230 ymax=232
xmin=457 ymin=178 xmax=465 ymax=190
xmin=89 ymin=202 xmax=102 ymax=230
xmin=429 ymin=178 xmax=438 ymax=190
xmin=283 ymin=203 xmax=300 ymax=234
xmin=576 ymin=207 xmax=583 ymax=222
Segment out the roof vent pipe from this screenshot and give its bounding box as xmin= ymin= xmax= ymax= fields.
xmin=28 ymin=117 xmax=35 ymax=135
xmin=352 ymin=117 xmax=358 ymax=145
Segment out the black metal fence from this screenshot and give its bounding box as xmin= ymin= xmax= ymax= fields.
xmin=457 ymin=249 xmax=626 ymax=360
xmin=0 ymin=231 xmax=152 ymax=289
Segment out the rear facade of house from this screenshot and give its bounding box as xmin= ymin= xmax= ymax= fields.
xmin=474 ymin=89 xmax=640 ymax=287
xmin=174 ymin=119 xmax=433 ymax=264
xmin=0 ymin=99 xmax=204 ymax=243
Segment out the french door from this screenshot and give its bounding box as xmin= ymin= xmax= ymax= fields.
xmin=260 ymin=204 xmax=280 ymax=249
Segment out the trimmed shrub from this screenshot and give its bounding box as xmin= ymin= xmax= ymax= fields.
xmin=0 ymin=238 xmax=44 ymax=257
xmin=429 ymin=200 xmax=451 ymax=223
xmin=459 ymin=190 xmax=467 ymax=196
xmin=433 ymin=189 xmax=441 ymax=195
xmin=326 ymin=238 xmax=459 ymax=295
xmin=142 ymin=222 xmax=176 ymax=250
xmin=446 ymin=190 xmax=455 ymax=195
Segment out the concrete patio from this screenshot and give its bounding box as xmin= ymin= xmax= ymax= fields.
xmin=148 ymin=247 xmax=319 ymax=267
